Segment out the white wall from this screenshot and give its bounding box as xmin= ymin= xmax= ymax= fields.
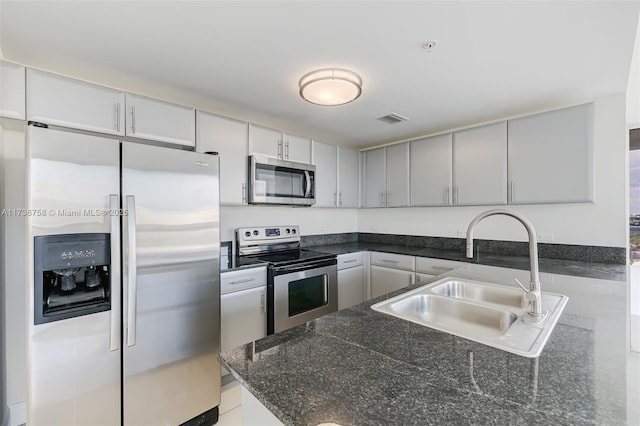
xmin=359 ymin=94 xmax=628 ymax=248
xmin=220 ymin=206 xmax=358 ymax=243
xmin=628 ymin=18 xmax=640 ymax=130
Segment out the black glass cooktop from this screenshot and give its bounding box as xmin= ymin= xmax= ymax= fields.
xmin=253 ymin=249 xmax=335 ymax=266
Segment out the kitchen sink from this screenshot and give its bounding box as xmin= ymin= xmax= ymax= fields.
xmin=371 ymin=278 xmax=568 ymax=357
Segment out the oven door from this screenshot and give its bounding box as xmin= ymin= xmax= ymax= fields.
xmin=268 ymin=257 xmax=337 ymax=334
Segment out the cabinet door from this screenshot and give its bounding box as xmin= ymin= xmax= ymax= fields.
xmin=196 ymin=111 xmax=249 ymax=205
xmin=249 ymin=124 xmax=282 ymax=158
xmin=125 ymin=93 xmax=195 ymax=147
xmin=221 ymin=287 xmax=267 ymax=352
xmin=415 ymin=273 xmax=437 ymax=284
xmin=370 ymin=266 xmax=415 ymax=299
xmin=338 ymin=146 xmax=359 ymax=208
xmin=338 ymin=265 xmax=365 ymax=309
xmin=364 ymin=147 xmax=386 ymax=207
xmin=311 ymin=140 xmax=337 ymax=207
xmin=410 ymin=134 xmax=453 ymax=206
xmin=1 ymin=60 xmax=25 ymax=120
xmin=385 ymin=142 xmax=410 ymax=207
xmin=284 ymin=133 xmax=311 ymax=163
xmin=508 ymin=103 xmax=594 ymax=204
xmin=453 ymin=121 xmax=507 ymax=205
xmin=27 ymin=68 xmax=125 ymax=135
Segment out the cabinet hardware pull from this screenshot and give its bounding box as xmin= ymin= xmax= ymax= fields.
xmin=242 ymin=183 xmax=247 ymax=203
xmin=454 ymin=185 xmax=459 ymax=205
xmin=381 ymin=259 xmax=400 ymax=264
xmin=338 ymin=191 xmax=343 ymax=207
xmin=343 ymin=259 xmax=358 ymax=264
xmin=386 ymin=191 xmax=391 ymax=207
xmin=445 ymin=186 xmax=449 ymax=205
xmin=510 ymin=181 xmax=515 ymax=203
xmin=334 ymin=192 xmax=337 ymax=207
xmin=130 ymin=105 xmax=136 ymax=134
xmin=285 ymin=141 xmax=289 ymax=159
xmin=260 ymin=289 xmax=266 ymax=312
xmin=379 ymin=191 xmax=385 ymax=207
xmin=115 ymin=103 xmax=120 ymax=132
xmin=230 ymin=278 xmax=255 ymax=285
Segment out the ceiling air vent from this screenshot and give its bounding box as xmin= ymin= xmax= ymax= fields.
xmin=377 ymin=112 xmax=409 ymax=124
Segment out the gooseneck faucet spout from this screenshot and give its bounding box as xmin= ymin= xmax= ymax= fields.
xmin=465 ymin=209 xmax=545 ymax=321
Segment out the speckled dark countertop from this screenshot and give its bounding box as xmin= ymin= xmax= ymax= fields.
xmin=219 ymin=262 xmax=632 ymax=425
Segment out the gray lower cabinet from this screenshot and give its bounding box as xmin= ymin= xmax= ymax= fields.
xmin=369 ymin=252 xmax=415 ymax=299
xmin=337 ymin=252 xmax=366 ymax=309
xmin=220 ymin=267 xmax=267 ymax=375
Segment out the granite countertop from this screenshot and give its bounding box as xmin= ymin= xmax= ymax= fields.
xmin=219 ymin=262 xmax=631 ymax=425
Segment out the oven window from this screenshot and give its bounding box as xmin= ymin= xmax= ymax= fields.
xmin=288 ymin=274 xmax=327 ymax=317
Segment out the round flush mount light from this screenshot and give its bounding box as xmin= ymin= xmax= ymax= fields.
xmin=299 ymin=68 xmax=362 ymax=106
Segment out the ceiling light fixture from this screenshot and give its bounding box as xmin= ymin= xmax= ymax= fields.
xmin=299 ymin=68 xmax=362 ymax=106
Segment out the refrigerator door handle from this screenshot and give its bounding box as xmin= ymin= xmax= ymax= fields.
xmin=109 ymin=194 xmax=121 ymax=351
xmin=126 ymin=195 xmax=138 ymax=347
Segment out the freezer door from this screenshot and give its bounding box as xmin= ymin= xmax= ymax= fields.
xmin=26 ymin=126 xmax=121 ymax=426
xmin=122 ymin=142 xmax=220 ymax=425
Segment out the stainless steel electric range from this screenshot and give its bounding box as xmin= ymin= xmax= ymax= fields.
xmin=236 ymin=226 xmax=337 ymax=334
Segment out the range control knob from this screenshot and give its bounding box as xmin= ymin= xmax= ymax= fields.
xmin=253 ymin=230 xmax=259 ymax=236
xmin=292 ymin=228 xmax=297 ymax=234
xmin=244 ymin=231 xmax=251 ymax=238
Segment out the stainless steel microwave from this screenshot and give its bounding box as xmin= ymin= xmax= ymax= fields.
xmin=248 ymin=155 xmax=316 ymax=206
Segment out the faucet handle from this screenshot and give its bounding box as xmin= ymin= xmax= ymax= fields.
xmin=514 ymin=278 xmax=538 ymax=302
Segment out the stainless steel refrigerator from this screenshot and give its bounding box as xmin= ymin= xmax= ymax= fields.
xmin=25 ymin=125 xmax=220 ymax=425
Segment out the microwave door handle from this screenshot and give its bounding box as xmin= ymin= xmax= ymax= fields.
xmin=304 ymin=171 xmax=311 ymax=197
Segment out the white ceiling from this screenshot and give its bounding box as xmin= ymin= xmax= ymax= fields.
xmin=1 ymin=1 xmax=639 ymax=149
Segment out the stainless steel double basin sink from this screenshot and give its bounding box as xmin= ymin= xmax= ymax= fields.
xmin=371 ymin=278 xmax=568 ymax=357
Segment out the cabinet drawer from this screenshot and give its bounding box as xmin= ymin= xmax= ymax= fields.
xmin=221 ymin=267 xmax=267 ymax=294
xmin=415 ymin=257 xmax=467 ymax=275
xmin=370 ymin=252 xmax=414 ymax=271
xmin=337 ymin=252 xmax=365 ymax=270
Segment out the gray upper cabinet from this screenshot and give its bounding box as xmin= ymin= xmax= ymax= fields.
xmin=284 ymin=133 xmax=311 ymax=163
xmin=364 ymin=147 xmax=386 ymax=207
xmin=453 ymin=121 xmax=508 ymax=206
xmin=338 ymin=146 xmax=360 ymax=208
xmin=312 ymin=140 xmax=338 ymax=207
xmin=385 ymin=142 xmax=410 ymax=207
xmin=27 ymin=68 xmax=126 ymax=135
xmin=249 ymin=124 xmax=311 ymax=163
xmin=196 ymin=111 xmax=249 ymax=205
xmin=125 ymin=93 xmax=195 ymax=147
xmin=0 ymin=60 xmax=26 ymax=120
xmin=507 ymin=103 xmax=594 ymax=204
xmin=410 ymin=133 xmax=453 ymax=206
xmin=364 ymin=144 xmax=409 ymax=208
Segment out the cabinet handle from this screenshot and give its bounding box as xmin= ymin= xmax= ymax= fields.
xmin=229 ymin=277 xmax=255 ymax=285
xmin=130 ymin=105 xmax=136 ymax=134
xmin=381 ymin=259 xmax=400 ymax=264
xmin=278 ymin=140 xmax=283 ymax=158
xmin=379 ymin=191 xmax=385 ymax=207
xmin=115 ymin=103 xmax=121 ymax=132
xmin=386 ymin=191 xmax=391 ymax=207
xmin=343 ymin=259 xmax=358 ymax=264
xmin=453 ymin=185 xmax=459 ymax=205
xmin=242 ymin=183 xmax=247 ymax=204
xmin=510 ymin=181 xmax=515 ymax=203
xmin=445 ymin=186 xmax=449 ymax=205
xmin=260 ymin=289 xmax=266 ymax=313
xmin=334 ymin=192 xmax=337 ymax=207
xmin=285 ymin=141 xmax=290 ymax=159
xmin=338 ymin=191 xmax=343 ymax=207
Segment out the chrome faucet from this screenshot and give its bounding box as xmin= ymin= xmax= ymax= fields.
xmin=465 ymin=209 xmax=546 ymax=322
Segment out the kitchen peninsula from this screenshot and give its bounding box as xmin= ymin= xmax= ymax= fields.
xmin=220 ymin=260 xmax=629 ymax=425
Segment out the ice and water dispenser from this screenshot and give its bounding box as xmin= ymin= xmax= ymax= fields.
xmin=34 ymin=233 xmax=111 ymax=324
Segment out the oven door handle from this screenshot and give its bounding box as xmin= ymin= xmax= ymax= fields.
xmin=271 ymin=258 xmax=336 ymax=274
